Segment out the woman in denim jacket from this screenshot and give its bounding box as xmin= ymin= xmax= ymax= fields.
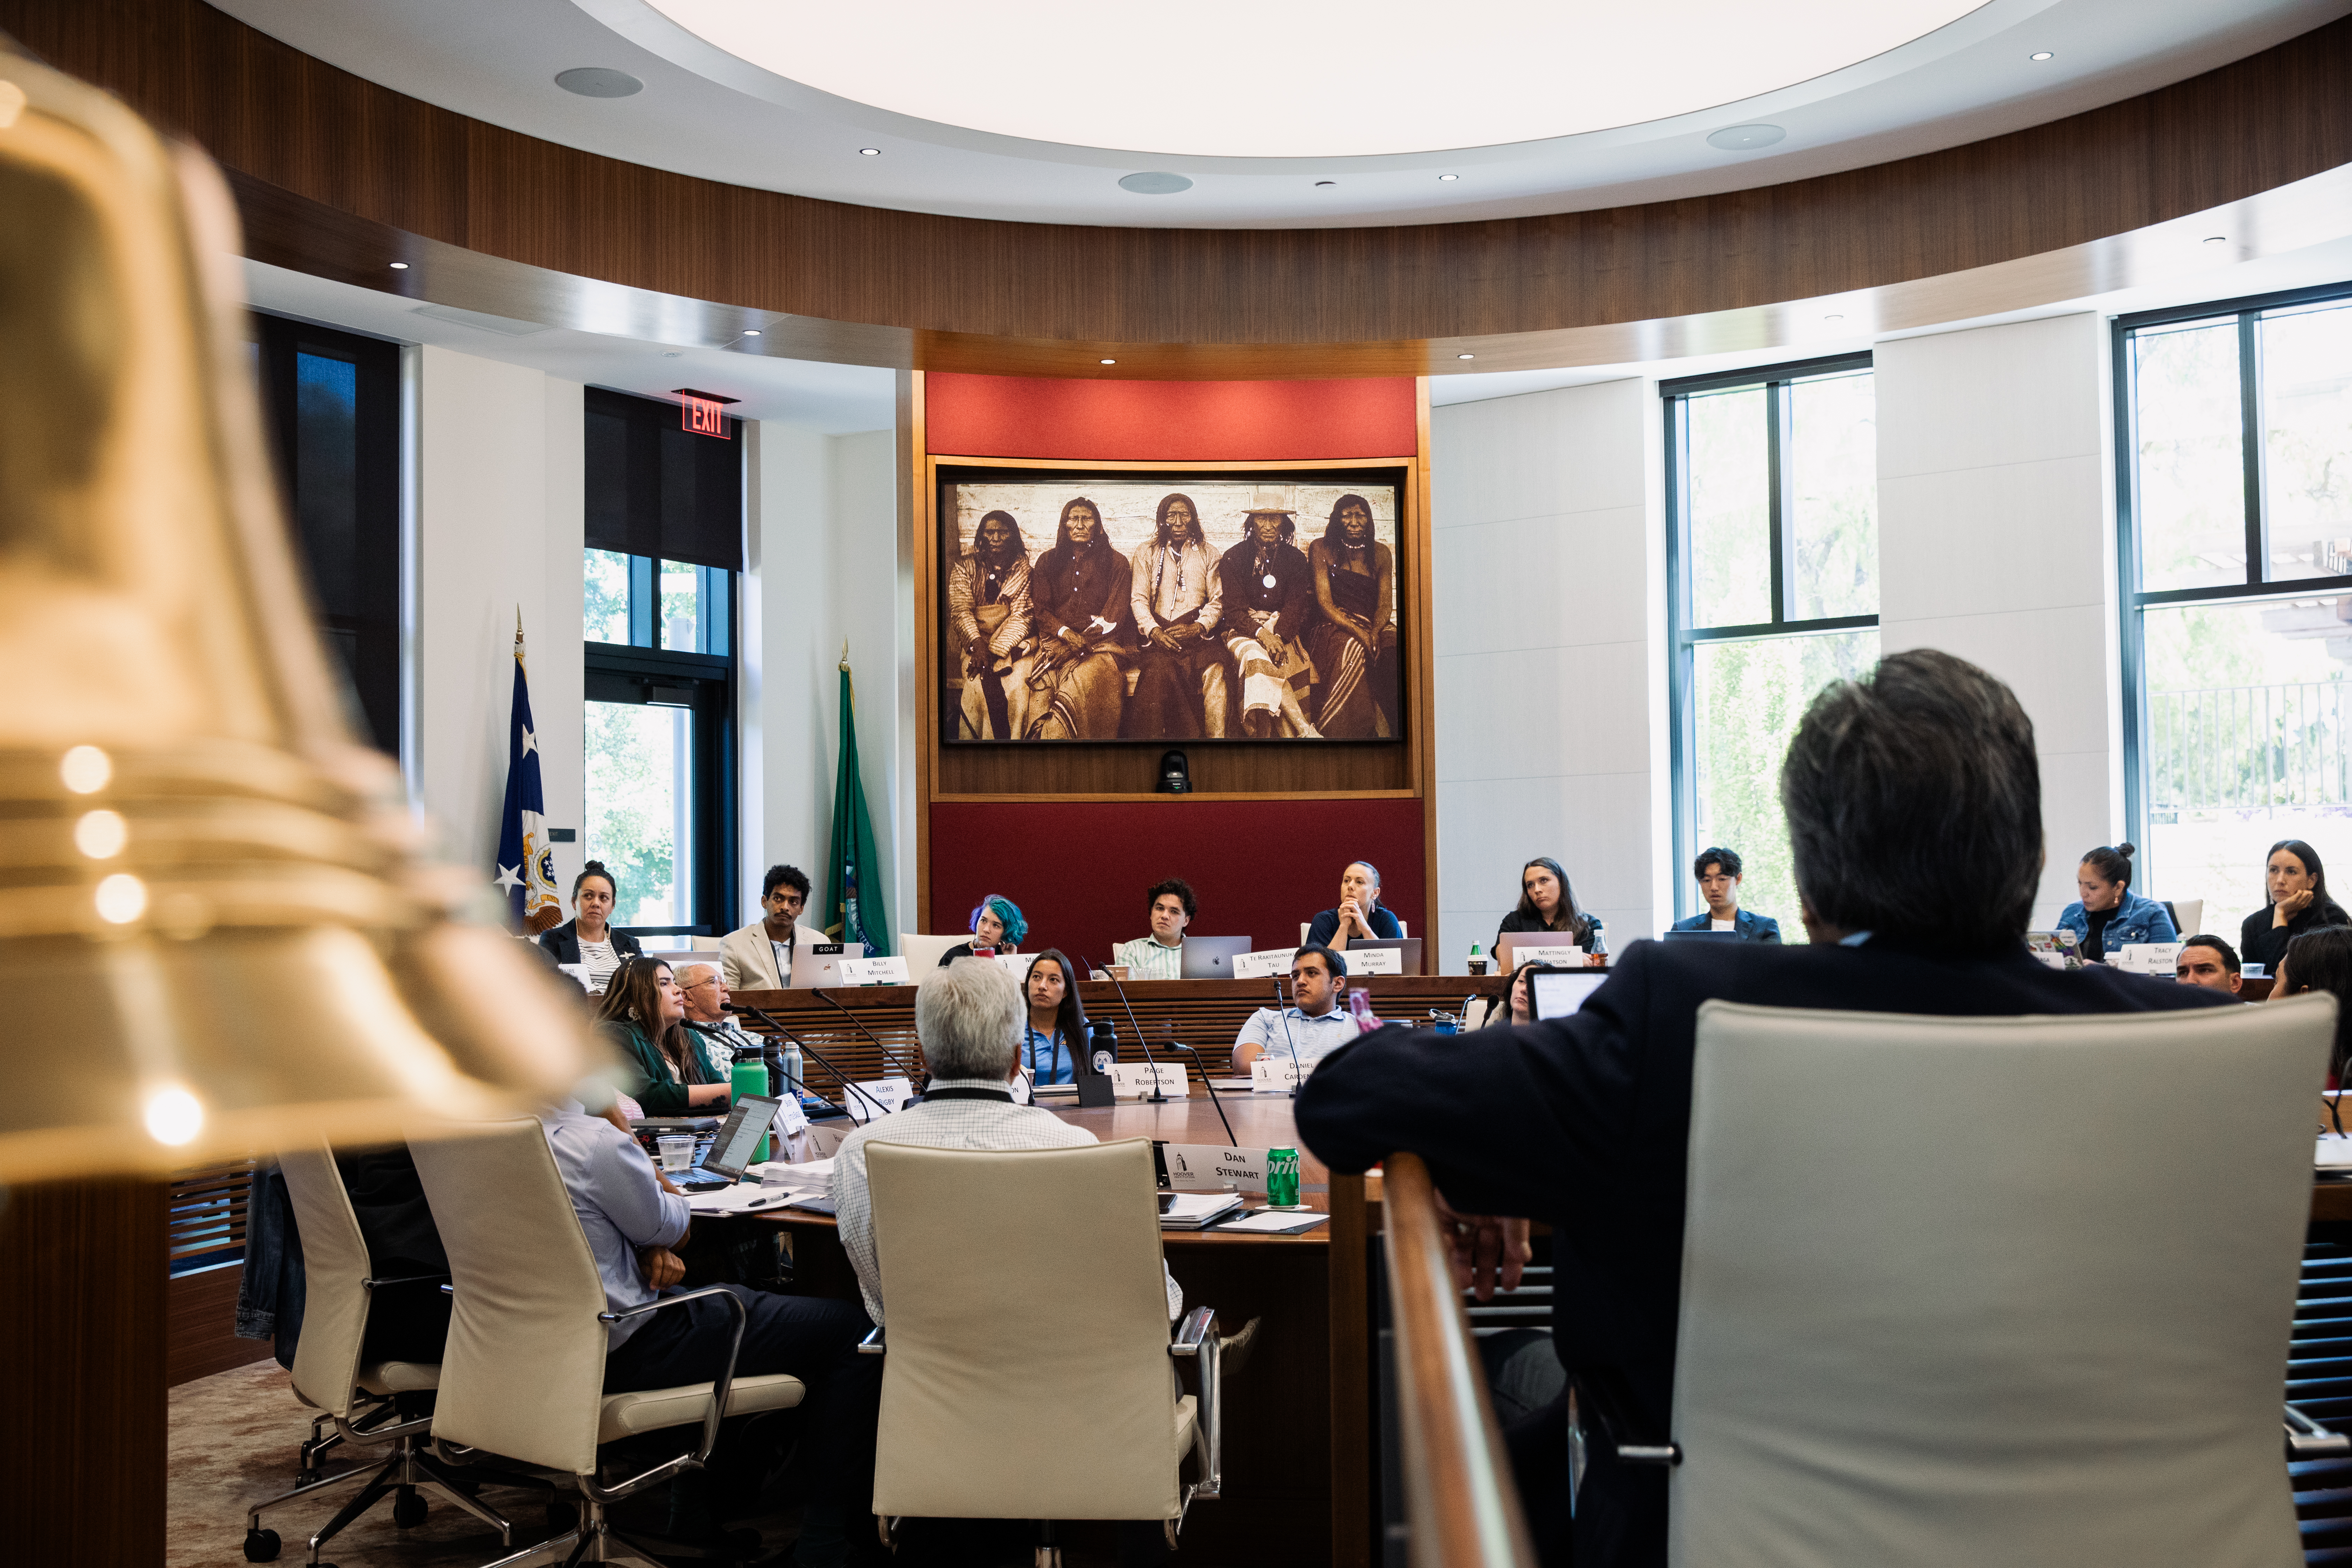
xmin=2054 ymin=842 xmax=2177 ymax=962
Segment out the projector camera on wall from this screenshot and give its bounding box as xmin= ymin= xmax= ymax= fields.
xmin=1158 ymin=749 xmax=1190 ymax=793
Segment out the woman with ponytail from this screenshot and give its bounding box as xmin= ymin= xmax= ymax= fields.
xmin=2053 ymin=843 xmax=2176 ymax=963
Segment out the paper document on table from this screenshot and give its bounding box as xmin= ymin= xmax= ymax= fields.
xmin=753 ymin=1157 xmax=835 ymax=1188
xmin=687 ymin=1186 xmax=797 ymax=1215
xmin=1213 ymin=1210 xmax=1329 ymax=1234
xmin=2319 ymin=1135 xmax=2352 ymax=1169
xmin=1158 ymin=1192 xmax=1244 ymax=1229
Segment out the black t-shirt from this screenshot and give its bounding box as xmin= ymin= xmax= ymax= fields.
xmin=2082 ymin=907 xmax=2116 ymax=964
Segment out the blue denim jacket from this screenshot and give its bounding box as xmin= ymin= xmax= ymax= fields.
xmin=2054 ymin=889 xmax=2178 ymax=951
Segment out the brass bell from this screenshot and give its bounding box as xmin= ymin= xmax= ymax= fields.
xmin=0 ymin=45 xmax=605 ymax=1180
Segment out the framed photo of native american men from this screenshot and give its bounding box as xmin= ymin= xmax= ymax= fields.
xmin=931 ymin=463 xmax=1412 ymax=747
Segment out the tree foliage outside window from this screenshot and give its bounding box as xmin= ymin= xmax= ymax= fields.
xmin=583 ymin=700 xmax=688 ymax=927
xmin=1670 ymin=358 xmax=1878 ymax=937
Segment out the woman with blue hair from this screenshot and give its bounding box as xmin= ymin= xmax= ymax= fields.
xmin=937 ymin=893 xmax=1030 ymax=966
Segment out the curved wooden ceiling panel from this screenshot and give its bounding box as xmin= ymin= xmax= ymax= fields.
xmin=4 ymin=0 xmax=2348 ymax=359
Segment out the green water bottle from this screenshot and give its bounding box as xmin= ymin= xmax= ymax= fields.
xmin=730 ymin=1046 xmax=772 ymax=1164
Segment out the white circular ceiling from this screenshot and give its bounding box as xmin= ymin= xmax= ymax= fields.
xmin=644 ymin=0 xmax=1988 ymax=156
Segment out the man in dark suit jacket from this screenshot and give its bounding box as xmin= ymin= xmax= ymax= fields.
xmin=1666 ymin=845 xmax=1781 ymax=941
xmin=1296 ymin=651 xmax=2233 ymax=1568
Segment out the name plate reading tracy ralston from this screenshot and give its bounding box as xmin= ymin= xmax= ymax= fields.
xmin=1162 ymin=1143 xmax=1272 ymax=1196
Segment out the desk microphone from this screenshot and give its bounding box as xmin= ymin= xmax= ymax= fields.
xmin=1096 ymin=959 xmax=1173 ymax=1104
xmin=811 ymin=987 xmax=924 ymax=1095
xmin=1167 ymin=1040 xmax=1237 ymax=1147
xmin=723 ymin=1003 xmax=866 ymax=1121
xmin=1271 ymin=975 xmax=1307 ymax=1099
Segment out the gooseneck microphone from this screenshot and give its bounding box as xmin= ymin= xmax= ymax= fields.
xmin=811 ymin=987 xmax=924 ymax=1094
xmin=1168 ymin=1041 xmax=1237 ymax=1147
xmin=724 ymin=1003 xmax=869 ymax=1120
xmin=1097 ymin=958 xmax=1172 ymax=1104
xmin=1272 ymin=975 xmax=1307 ymax=1099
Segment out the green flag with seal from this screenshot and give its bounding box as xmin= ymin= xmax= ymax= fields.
xmin=825 ymin=644 xmax=890 ymax=955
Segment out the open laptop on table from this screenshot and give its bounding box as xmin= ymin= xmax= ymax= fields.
xmin=1181 ymin=935 xmax=1255 ymax=979
xmin=789 ymin=941 xmax=867 ymax=988
xmin=671 ymin=1094 xmax=783 ymax=1192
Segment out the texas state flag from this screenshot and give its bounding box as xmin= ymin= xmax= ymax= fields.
xmin=493 ymin=618 xmax=561 ymax=933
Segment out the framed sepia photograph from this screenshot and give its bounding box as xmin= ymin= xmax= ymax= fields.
xmin=935 ymin=464 xmax=1410 ymax=744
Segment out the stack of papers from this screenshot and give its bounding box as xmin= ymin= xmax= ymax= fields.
xmin=2319 ymin=1135 xmax=2352 ymax=1170
xmin=1212 ymin=1210 xmax=1329 ymax=1235
xmin=685 ymin=1185 xmax=799 ymax=1216
xmin=1159 ymin=1192 xmax=1244 ymax=1230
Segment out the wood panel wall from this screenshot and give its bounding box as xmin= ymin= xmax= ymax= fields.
xmin=3 ymin=0 xmax=2347 ymax=352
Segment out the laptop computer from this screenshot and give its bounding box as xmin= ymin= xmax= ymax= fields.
xmin=1339 ymin=936 xmax=1424 ymax=976
xmin=1528 ymin=968 xmax=1608 ymax=1021
xmin=673 ymin=1094 xmax=783 ymax=1191
xmin=788 ymin=940 xmax=867 ymax=988
xmin=1180 ymin=935 xmax=1255 ymax=980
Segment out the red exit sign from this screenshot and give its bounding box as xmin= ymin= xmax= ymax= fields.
xmin=673 ymin=388 xmax=738 ymax=439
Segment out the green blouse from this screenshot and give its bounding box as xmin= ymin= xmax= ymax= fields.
xmin=600 ymin=1019 xmax=718 ymax=1118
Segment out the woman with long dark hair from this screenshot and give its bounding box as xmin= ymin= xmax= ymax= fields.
xmin=2273 ymin=924 xmax=2352 ymax=1086
xmin=1305 ymin=493 xmax=1397 ymax=737
xmin=2241 ymin=838 xmax=2351 ymax=974
xmin=2054 ymin=843 xmax=2175 ymax=963
xmin=1019 ymin=949 xmax=1089 ymax=1086
xmin=1495 ymin=856 xmax=1596 ymax=959
xmin=1026 ymin=496 xmax=1135 ymax=739
xmin=594 ymin=957 xmax=728 ymax=1116
xmin=537 ymin=861 xmax=643 ymax=990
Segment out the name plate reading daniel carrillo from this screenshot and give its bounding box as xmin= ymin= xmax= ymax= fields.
xmin=1162 ymin=1143 xmax=1272 ymax=1195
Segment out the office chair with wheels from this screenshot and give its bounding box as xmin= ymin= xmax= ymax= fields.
xmin=408 ymin=1118 xmax=813 ymax=1566
xmin=1577 ymin=995 xmax=2337 ymax=1568
xmin=861 ymin=1139 xmax=1219 ymax=1567
xmin=243 ymin=1139 xmax=514 ymax=1566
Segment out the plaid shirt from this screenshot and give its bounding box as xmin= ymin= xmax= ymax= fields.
xmin=832 ymin=1079 xmax=1183 ymax=1325
xmin=1111 ymin=935 xmax=1186 ymax=981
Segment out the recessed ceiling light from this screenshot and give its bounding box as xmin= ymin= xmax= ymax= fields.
xmin=859 ymin=147 xmax=880 ymax=155
xmin=555 ymin=67 xmax=643 ymax=98
xmin=1100 ymin=358 xmax=1117 ymax=365
xmin=1118 ymin=171 xmax=1192 ymax=195
xmin=663 ymin=351 xmax=681 ymax=358
xmin=1315 ymin=180 xmax=1337 ymax=187
xmin=388 ymin=261 xmax=409 ymax=270
xmin=1457 ymin=353 xmax=1475 ymax=360
xmin=2029 ymin=51 xmax=2053 ymax=61
xmin=1707 ymin=124 xmax=1786 ymax=151
xmin=2205 ymin=235 xmax=2228 ymax=245
xmin=1824 ymin=313 xmax=1844 ymax=322
xmin=1438 ymin=174 xmax=1459 ymax=182
xmin=743 ymin=329 xmax=762 ymax=336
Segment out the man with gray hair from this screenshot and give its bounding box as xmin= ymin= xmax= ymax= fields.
xmin=831 ymin=958 xmax=1182 ymax=1328
xmin=1296 ymin=650 xmax=2234 ymax=1568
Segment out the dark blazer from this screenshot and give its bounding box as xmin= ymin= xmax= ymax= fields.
xmin=1666 ymin=907 xmax=1782 ymax=942
xmin=1295 ymin=936 xmax=2232 ymax=1568
xmin=2240 ymin=899 xmax=2352 ymax=973
xmin=537 ymin=920 xmax=643 ymax=967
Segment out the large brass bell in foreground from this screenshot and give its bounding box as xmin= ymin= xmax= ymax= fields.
xmin=0 ymin=45 xmax=604 ymax=1180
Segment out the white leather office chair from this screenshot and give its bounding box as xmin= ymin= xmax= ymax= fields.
xmin=408 ymin=1118 xmax=812 ymax=1566
xmin=1609 ymin=995 xmax=2335 ymax=1568
xmin=897 ymin=932 xmax=970 ymax=971
xmin=243 ymin=1140 xmax=514 ymax=1565
xmin=2165 ymin=897 xmax=2206 ymax=938
xmin=861 ymin=1139 xmax=1219 ymax=1565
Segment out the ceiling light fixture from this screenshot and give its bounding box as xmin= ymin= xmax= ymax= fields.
xmin=554 ymin=67 xmax=643 ymax=98
xmin=1824 ymin=313 xmax=1844 ymax=322
xmin=1439 ymin=174 xmax=1459 ymax=182
xmin=1315 ymin=180 xmax=1336 ymax=188
xmin=1457 ymin=353 xmax=1475 ymax=360
xmin=388 ymin=261 xmax=409 ymax=270
xmin=2205 ymin=235 xmax=2228 ymax=245
xmin=1118 ymin=172 xmax=1192 ymax=195
xmin=743 ymin=328 xmax=762 ymax=336
xmin=2030 ymin=50 xmax=2053 ymax=61
xmin=859 ymin=147 xmax=880 ymax=155
xmin=1100 ymin=358 xmax=1117 ymax=365
xmin=1707 ymin=124 xmax=1786 ymax=151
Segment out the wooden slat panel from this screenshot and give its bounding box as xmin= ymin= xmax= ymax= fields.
xmin=167 ymin=1156 xmax=255 ymax=1266
xmin=167 ymin=1263 xmax=272 ymax=1386
xmin=2 ymin=0 xmax=2347 ymax=354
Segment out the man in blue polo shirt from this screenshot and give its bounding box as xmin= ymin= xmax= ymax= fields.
xmin=1231 ymin=944 xmax=1362 ymax=1070
xmin=1667 ymin=846 xmax=1781 ymax=941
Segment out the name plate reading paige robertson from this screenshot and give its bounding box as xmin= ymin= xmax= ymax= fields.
xmin=1348 ymin=946 xmax=1404 ymax=975
xmin=835 ymin=955 xmax=911 ymax=986
xmin=1251 ymin=1057 xmax=1317 ymax=1094
xmin=1162 ymin=1143 xmax=1273 ymax=1196
xmin=1110 ymin=1062 xmax=1188 ymax=1099
xmin=1230 ymin=948 xmax=1304 ymax=981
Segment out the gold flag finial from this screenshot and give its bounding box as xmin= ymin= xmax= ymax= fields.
xmin=514 ymin=607 xmax=525 ymax=667
xmin=839 ymin=637 xmax=852 ymax=672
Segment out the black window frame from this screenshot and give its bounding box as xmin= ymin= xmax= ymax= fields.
xmin=252 ymin=313 xmax=404 ymax=758
xmin=2114 ymin=279 xmax=2352 ymax=853
xmin=1663 ymin=351 xmax=1877 ymax=922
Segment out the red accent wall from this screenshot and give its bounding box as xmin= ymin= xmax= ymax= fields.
xmin=925 ymin=373 xmax=1418 ymax=462
xmin=929 ymin=799 xmax=1426 ymax=969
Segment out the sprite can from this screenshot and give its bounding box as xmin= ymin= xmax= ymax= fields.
xmin=1267 ymin=1146 xmax=1301 ymax=1208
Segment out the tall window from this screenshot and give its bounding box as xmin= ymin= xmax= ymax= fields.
xmin=252 ymin=315 xmax=402 ymax=757
xmin=2120 ymin=285 xmax=2352 ymax=938
xmin=1666 ymin=355 xmax=1879 ymax=931
xmin=583 ymin=388 xmax=742 ymax=938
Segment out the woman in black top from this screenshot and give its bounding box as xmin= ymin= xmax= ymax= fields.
xmin=2273 ymin=925 xmax=2352 ymax=1087
xmin=1495 ymin=857 xmax=1597 ymax=959
xmin=2240 ymin=838 xmax=2351 ymax=973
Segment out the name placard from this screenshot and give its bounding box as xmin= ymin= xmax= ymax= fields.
xmin=1110 ymin=1062 xmax=1187 ymax=1099
xmin=2114 ymin=941 xmax=2183 ymax=975
xmin=1162 ymin=1143 xmax=1272 ymax=1195
xmin=1231 ymin=948 xmax=1300 ymax=980
xmin=844 ymin=1076 xmax=913 ymax=1122
xmin=1502 ymin=944 xmax=1585 ymax=968
xmin=1251 ymin=1057 xmax=1316 ymax=1094
xmin=1348 ymin=947 xmax=1404 ymax=975
xmin=836 ymin=955 xmax=911 ymax=986
xmin=993 ymin=952 xmax=1033 ymax=976
xmin=774 ymin=1094 xmax=809 ymax=1135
